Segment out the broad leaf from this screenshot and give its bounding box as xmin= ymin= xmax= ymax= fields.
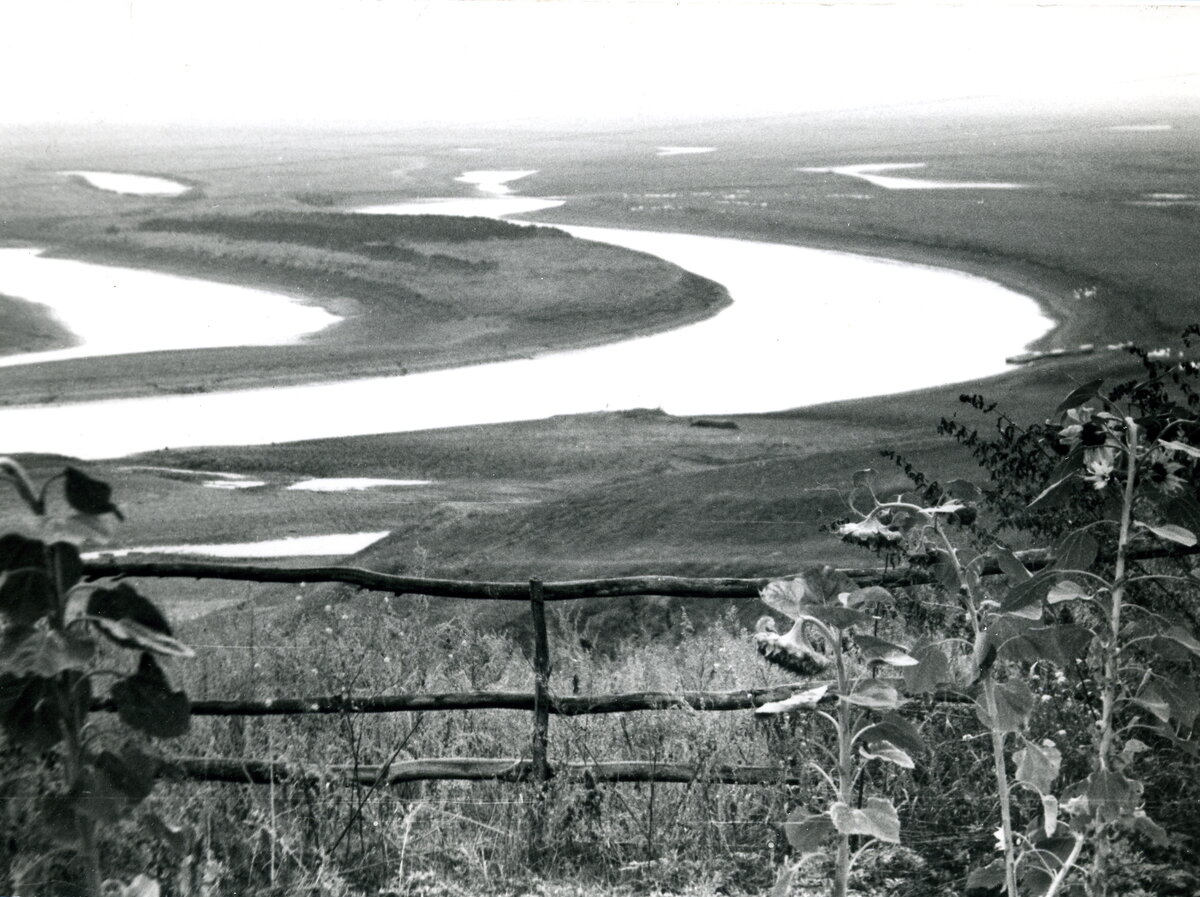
xmin=1086 ymin=769 xmax=1142 ymax=823
xmin=805 ymin=605 xmax=872 ymax=630
xmin=95 ymin=746 xmax=158 ymax=805
xmin=0 ymin=569 xmax=55 ymax=627
xmin=1158 ymin=438 xmax=1200 ymax=459
xmin=842 ymin=679 xmax=902 ymax=710
xmin=855 ymin=712 xmax=925 ymax=756
xmin=1014 ymin=739 xmax=1062 ymax=794
xmin=1042 ymin=794 xmax=1059 ymax=838
xmin=829 ymin=798 xmax=900 ymax=843
xmin=1047 ymin=579 xmax=1088 ymax=605
xmin=110 ymin=653 xmax=190 ymax=738
xmin=1157 ymin=678 xmax=1200 ymax=729
xmin=854 ymin=634 xmax=917 ymax=667
xmin=976 ymin=680 xmax=1035 ymax=734
xmin=1054 ymin=529 xmax=1099 ymax=572
xmin=944 ymin=478 xmax=982 ymax=503
xmin=859 ymin=739 xmax=915 ymax=769
xmin=0 ymin=627 xmax=93 ymax=678
xmin=1000 ymin=570 xmax=1055 ymax=618
xmin=87 ymin=584 xmax=173 ymax=637
xmin=793 ymin=565 xmax=857 ymax=606
xmin=784 ymin=809 xmax=835 ymax=853
xmin=1136 ymin=521 xmax=1197 ymax=547
xmin=845 ymin=585 xmax=894 ymax=610
xmin=756 ymin=683 xmax=829 ymax=714
xmin=0 ymin=533 xmax=43 ymax=573
xmin=1133 ymin=683 xmax=1171 ymax=723
xmin=1130 ymin=810 xmax=1169 ymax=846
xmin=1055 ymin=379 xmax=1104 ymax=413
xmin=0 ymin=672 xmax=88 ymax=751
xmin=74 ymin=764 xmax=135 ymax=824
xmin=965 ymin=860 xmax=1007 ymax=895
xmin=992 ymin=546 xmax=1031 ymax=582
xmin=760 ymin=579 xmax=806 ymax=621
xmin=93 ymin=617 xmax=194 ymax=658
xmin=64 ymin=467 xmax=124 ymax=520
xmin=902 ymin=640 xmax=952 ymax=694
xmin=1158 ymin=625 xmax=1200 ymax=657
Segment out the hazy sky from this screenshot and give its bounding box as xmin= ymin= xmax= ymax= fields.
xmin=2 ymin=1 xmax=1196 ymax=129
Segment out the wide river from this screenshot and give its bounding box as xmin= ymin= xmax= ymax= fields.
xmin=0 ymin=185 xmax=1052 ymax=459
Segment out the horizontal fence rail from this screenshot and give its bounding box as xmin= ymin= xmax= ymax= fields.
xmin=167 ymin=757 xmax=803 ymax=788
xmin=80 ymin=540 xmax=1193 ymax=599
xmin=92 ymin=685 xmax=972 ymax=718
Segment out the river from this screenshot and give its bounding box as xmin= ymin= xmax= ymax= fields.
xmin=0 ymin=175 xmax=1052 ymax=459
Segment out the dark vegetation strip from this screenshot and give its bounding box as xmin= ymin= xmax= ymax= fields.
xmin=81 ymin=540 xmax=1195 ymax=600
xmin=166 ymin=757 xmax=800 ymax=787
xmin=137 ymin=211 xmax=569 ymax=244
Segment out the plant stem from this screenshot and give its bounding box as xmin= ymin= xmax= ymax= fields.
xmin=1091 ymin=418 xmax=1139 ymax=897
xmin=984 ymin=677 xmax=1018 ymax=897
xmin=833 ymin=628 xmax=852 ymax=897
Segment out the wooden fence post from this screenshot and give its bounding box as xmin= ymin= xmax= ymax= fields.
xmin=529 ymin=578 xmax=551 ymax=864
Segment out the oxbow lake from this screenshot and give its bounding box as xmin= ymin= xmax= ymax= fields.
xmin=0 ymin=172 xmax=1053 ymax=458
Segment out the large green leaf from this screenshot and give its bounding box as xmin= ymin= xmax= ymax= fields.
xmin=829 ymin=798 xmax=900 ymax=844
xmin=1054 ymin=529 xmax=1099 ymax=572
xmin=992 ymin=546 xmax=1031 ymax=582
xmin=0 ymin=569 xmax=55 ymax=627
xmin=854 ymin=635 xmax=917 ymax=667
xmin=1055 ymin=379 xmax=1104 ymax=413
xmin=855 ymin=712 xmax=925 ymax=756
xmin=999 ymin=571 xmax=1054 ymax=618
xmin=0 ymin=627 xmax=93 ymax=678
xmin=976 ymin=680 xmax=1035 ymax=734
xmin=760 ymin=579 xmax=806 ymax=621
xmin=784 ymin=808 xmax=835 ymax=853
xmin=0 ymin=533 xmax=43 ymax=573
xmin=1158 ymin=625 xmax=1200 ymax=658
xmin=842 ymin=679 xmax=903 ymax=710
xmin=859 ymin=739 xmax=914 ymax=770
xmin=755 ymin=683 xmax=830 ymax=715
xmin=64 ymin=467 xmax=124 ymax=520
xmin=902 ymin=640 xmax=953 ymax=694
xmin=88 ymin=584 xmax=192 ymax=658
xmin=1014 ymin=739 xmax=1062 ymax=795
xmin=1086 ymin=770 xmax=1142 ymax=823
xmin=1133 ymin=683 xmax=1171 ymax=723
xmin=87 ymin=583 xmax=173 ymax=637
xmin=965 ymin=860 xmax=1007 ymax=895
xmin=1157 ymin=678 xmax=1200 ymax=729
xmin=94 ymin=746 xmax=158 ymax=806
xmin=845 ymin=585 xmax=894 ymax=610
xmin=793 ymin=565 xmax=857 ymax=606
xmin=1047 ymin=579 xmax=1088 ymax=605
xmin=1136 ymin=521 xmax=1197 ymax=547
xmin=110 ymin=653 xmax=190 ymax=738
xmin=804 ymin=605 xmax=872 ymax=630
xmin=0 ymin=672 xmax=88 ymax=751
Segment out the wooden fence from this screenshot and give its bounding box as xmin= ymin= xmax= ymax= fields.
xmin=79 ymin=540 xmax=1187 ymax=797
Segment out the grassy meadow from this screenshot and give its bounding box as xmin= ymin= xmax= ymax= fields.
xmin=2 ymin=110 xmax=1200 ymax=894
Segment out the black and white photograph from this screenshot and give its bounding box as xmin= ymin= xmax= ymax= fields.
xmin=1 ymin=1 xmax=1198 ymax=894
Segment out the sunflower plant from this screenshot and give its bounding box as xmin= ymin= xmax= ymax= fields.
xmin=1 ymin=458 xmax=193 ymax=897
